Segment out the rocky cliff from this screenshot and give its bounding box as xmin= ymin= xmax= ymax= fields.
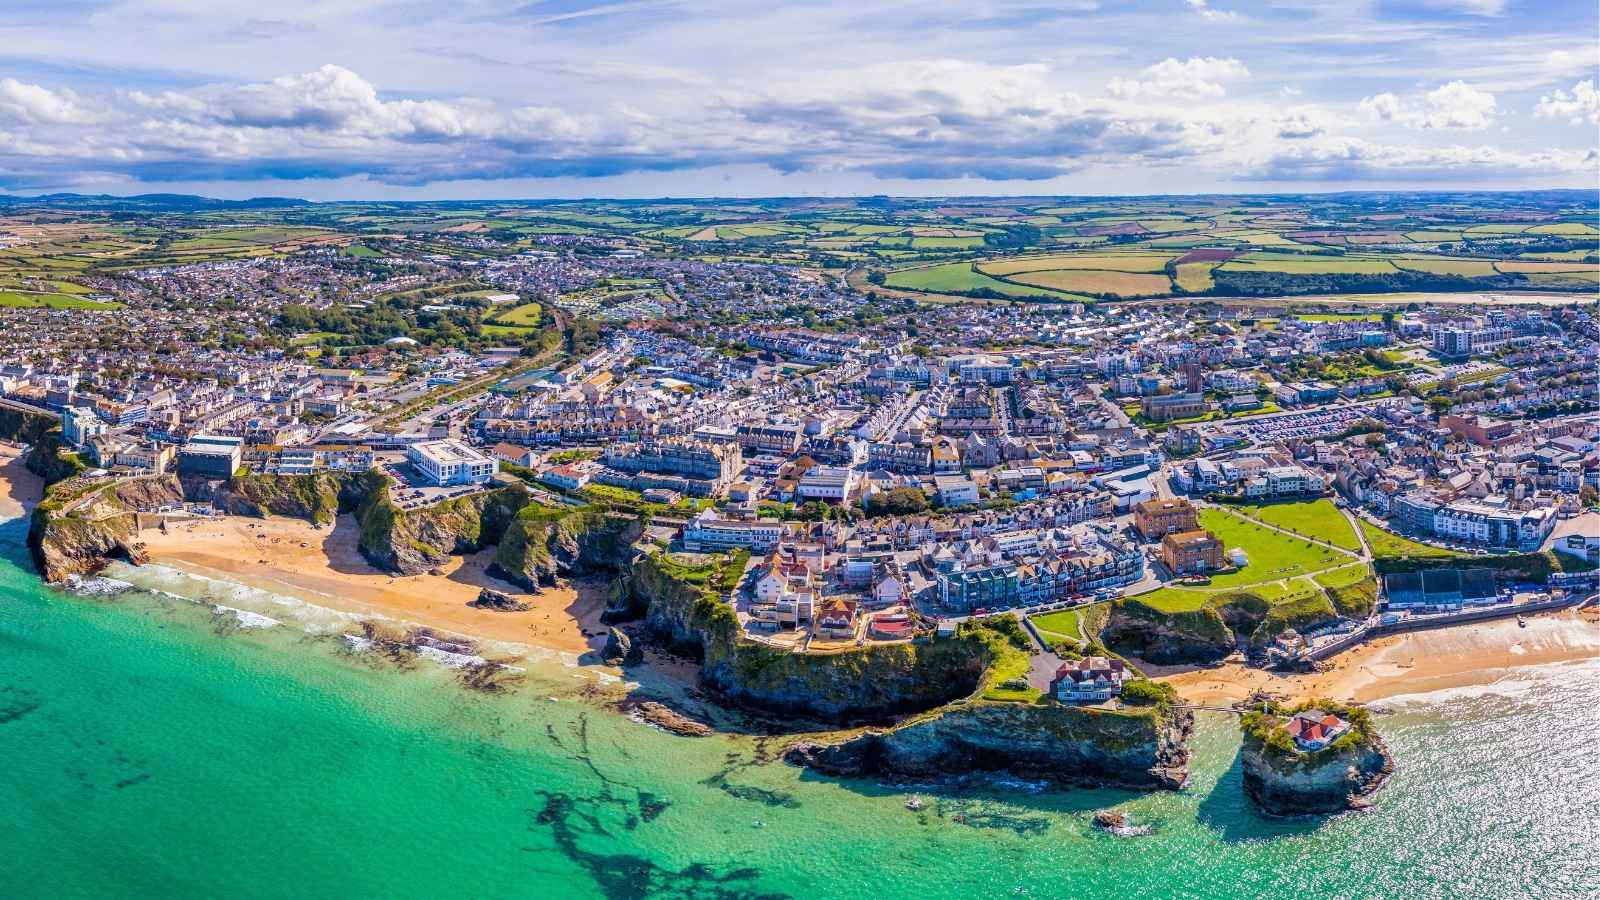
xmin=491 ymin=503 xmax=643 ymax=589
xmin=1102 ymin=595 xmax=1241 ymax=664
xmin=29 ymin=475 xmax=185 ymax=582
xmin=212 ymin=471 xmax=361 ymax=525
xmin=354 ymin=478 xmax=535 ymax=575
xmin=1239 ymin=701 xmax=1394 ymax=816
xmin=786 ymin=700 xmax=1193 ymax=790
xmin=615 ymin=552 xmax=1003 ymax=721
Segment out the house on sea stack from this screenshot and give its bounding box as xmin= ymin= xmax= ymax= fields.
xmin=1287 ymin=709 xmax=1351 ymax=751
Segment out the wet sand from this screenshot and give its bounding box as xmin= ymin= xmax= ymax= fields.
xmin=138 ymin=513 xmax=610 ymax=657
xmin=1158 ymin=608 xmax=1600 ymax=706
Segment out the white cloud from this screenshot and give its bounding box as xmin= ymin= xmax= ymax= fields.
xmin=1242 ymin=137 xmax=1589 ymax=182
xmin=1416 ymin=0 xmax=1507 ymax=16
xmin=0 ymin=79 xmax=93 ymax=125
xmin=1184 ymin=0 xmax=1239 ymax=22
xmin=1275 ymin=111 xmax=1325 ymax=139
xmin=1535 ymin=79 xmax=1600 ymax=125
xmin=1359 ymin=81 xmax=1496 ymax=130
xmin=1106 ymin=56 xmax=1249 ymax=100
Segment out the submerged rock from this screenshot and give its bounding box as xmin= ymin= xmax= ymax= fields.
xmin=621 ymin=699 xmax=712 ymax=737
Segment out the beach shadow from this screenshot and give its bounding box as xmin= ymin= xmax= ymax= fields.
xmin=1194 ymin=745 xmax=1322 ymax=842
xmin=318 ymin=514 xmax=385 ymax=577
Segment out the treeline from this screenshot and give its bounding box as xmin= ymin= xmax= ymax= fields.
xmin=1209 ymin=268 xmax=1543 ymax=297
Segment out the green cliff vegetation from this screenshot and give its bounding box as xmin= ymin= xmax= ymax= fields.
xmin=620 ymin=552 xmax=1012 ymax=721
xmin=1242 ymin=699 xmax=1375 ymax=769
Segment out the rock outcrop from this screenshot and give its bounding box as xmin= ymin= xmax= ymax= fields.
xmin=353 ymin=478 xmax=534 ymax=575
xmin=212 ymin=471 xmax=359 ymax=525
xmin=29 ymin=475 xmax=185 ymax=582
xmin=469 ymin=588 xmax=530 ymax=612
xmin=1238 ymin=701 xmax=1395 ymax=816
xmin=614 ymin=552 xmax=1000 ymax=721
xmin=602 ymin=626 xmax=641 ymax=665
xmin=784 ymin=700 xmax=1192 ymax=790
xmin=491 ymin=503 xmax=643 ymax=589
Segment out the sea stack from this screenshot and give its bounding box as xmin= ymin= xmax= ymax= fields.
xmin=1239 ymin=699 xmax=1394 ymax=816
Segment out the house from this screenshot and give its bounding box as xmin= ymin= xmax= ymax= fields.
xmin=933 ymin=473 xmax=980 ymax=507
xmin=541 ymin=465 xmax=591 ymax=491
xmin=1286 ymin=709 xmax=1351 ymax=751
xmin=1051 ymin=656 xmax=1129 ymax=703
xmin=492 ymin=442 xmax=538 ymax=468
xmin=1549 ymin=511 xmax=1600 ymax=563
xmin=814 ymin=598 xmax=859 ymax=639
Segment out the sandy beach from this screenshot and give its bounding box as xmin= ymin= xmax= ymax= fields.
xmin=137 ymin=513 xmax=610 ymax=658
xmin=1158 ymin=607 xmax=1600 ymax=706
xmin=0 ymin=444 xmax=44 ymax=520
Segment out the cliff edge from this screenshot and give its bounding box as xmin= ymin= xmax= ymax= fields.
xmin=1239 ymin=700 xmax=1394 ymax=816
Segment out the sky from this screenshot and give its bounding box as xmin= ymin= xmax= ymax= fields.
xmin=0 ymin=0 xmax=1595 ymax=200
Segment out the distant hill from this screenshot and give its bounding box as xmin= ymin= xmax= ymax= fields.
xmin=0 ymin=192 xmax=311 ymax=212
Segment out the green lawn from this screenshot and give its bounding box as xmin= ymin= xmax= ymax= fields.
xmin=1233 ymin=499 xmax=1362 ymax=552
xmin=1196 ymin=507 xmax=1352 ymax=588
xmin=488 ymin=301 xmax=543 ymax=327
xmin=0 ymin=291 xmax=120 ymax=309
xmin=1030 ymin=608 xmax=1087 ymax=646
xmin=1313 ymin=562 xmax=1373 ymax=589
xmin=1357 ymin=518 xmax=1463 ymax=561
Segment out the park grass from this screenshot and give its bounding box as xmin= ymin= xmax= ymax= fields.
xmin=1313 ymin=562 xmax=1373 ymax=590
xmin=1006 ymin=268 xmax=1173 ymax=297
xmin=1232 ymin=499 xmax=1362 ymax=552
xmin=1357 ymin=518 xmax=1464 ymax=561
xmin=978 ymin=252 xmax=1178 ymax=275
xmin=1030 ymin=607 xmax=1087 ymax=646
xmin=1196 ymin=506 xmax=1351 ymax=588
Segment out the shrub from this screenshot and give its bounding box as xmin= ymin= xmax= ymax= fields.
xmin=1119 ymin=678 xmax=1176 ymax=707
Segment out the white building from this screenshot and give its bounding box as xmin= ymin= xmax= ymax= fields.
xmin=682 ymin=509 xmax=784 ymax=552
xmin=407 ymin=440 xmax=495 ymax=486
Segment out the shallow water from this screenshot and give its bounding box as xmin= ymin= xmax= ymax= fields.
xmin=2 ymin=514 xmax=1595 ymax=899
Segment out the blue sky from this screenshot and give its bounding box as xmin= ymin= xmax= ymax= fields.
xmin=0 ymin=0 xmax=1593 ymax=199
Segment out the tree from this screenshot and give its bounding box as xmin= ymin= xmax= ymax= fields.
xmin=866 ymin=486 xmax=929 ymax=517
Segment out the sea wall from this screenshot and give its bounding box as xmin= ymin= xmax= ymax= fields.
xmin=617 ymin=552 xmax=1004 ymax=721
xmin=786 ymin=701 xmax=1193 ymax=790
xmin=29 ymin=475 xmax=185 ymax=582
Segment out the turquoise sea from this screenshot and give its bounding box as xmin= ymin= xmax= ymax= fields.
xmin=1 ymin=509 xmax=1595 ymax=900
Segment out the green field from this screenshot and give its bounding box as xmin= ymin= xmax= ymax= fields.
xmin=488 ymin=301 xmax=543 ymax=327
xmin=1030 ymin=608 xmax=1088 ymax=646
xmin=883 ymin=262 xmax=1087 ymax=300
xmin=1195 ymin=507 xmax=1354 ymax=588
xmin=1219 ymin=252 xmax=1398 ymax=275
xmin=1357 ymin=518 xmax=1464 ymax=561
xmin=0 ymin=291 xmax=119 ymax=309
xmin=1232 ymin=499 xmax=1362 ymax=552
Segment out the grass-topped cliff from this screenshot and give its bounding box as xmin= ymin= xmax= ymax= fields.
xmin=29 ymin=474 xmax=185 ymax=582
xmin=1239 ymin=699 xmax=1393 ymax=815
xmin=617 ymin=551 xmax=1021 ymax=721
xmin=786 ymin=681 xmax=1192 ymax=790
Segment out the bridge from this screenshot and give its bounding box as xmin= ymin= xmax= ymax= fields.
xmin=0 ymin=396 xmax=55 ymax=419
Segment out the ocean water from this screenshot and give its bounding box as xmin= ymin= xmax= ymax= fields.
xmin=1 ymin=511 xmax=1596 ymax=900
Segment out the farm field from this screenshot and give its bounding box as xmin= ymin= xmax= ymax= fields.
xmin=1230 ymin=499 xmax=1362 ymax=552
xmin=488 ymin=302 xmax=543 ymax=327
xmin=0 ymin=290 xmax=119 ymax=309
xmin=882 ymin=262 xmax=1088 ymax=300
xmin=1005 ymin=268 xmax=1174 ymax=297
xmin=978 ymin=253 xmax=1176 ymax=275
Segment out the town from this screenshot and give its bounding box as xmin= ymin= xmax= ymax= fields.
xmin=5 ymin=192 xmax=1596 ymax=709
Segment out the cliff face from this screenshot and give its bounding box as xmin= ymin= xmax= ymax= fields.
xmin=1239 ymin=704 xmax=1394 ymax=816
xmin=1102 ymin=599 xmax=1238 ymax=664
xmin=212 ymin=472 xmax=359 ymax=525
xmin=618 ymin=553 xmax=1000 ymax=721
xmin=788 ymin=701 xmax=1193 ymax=790
xmin=29 ymin=475 xmax=185 ymax=582
xmin=354 ymin=480 xmax=534 ymax=575
xmin=492 ymin=504 xmax=643 ymax=589
xmin=1241 ymin=737 xmax=1393 ymax=815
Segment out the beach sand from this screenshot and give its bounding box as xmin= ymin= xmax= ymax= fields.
xmin=1157 ymin=608 xmax=1600 ymax=706
xmin=137 ymin=512 xmax=610 ymax=658
xmin=0 ymin=444 xmax=44 ymax=519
